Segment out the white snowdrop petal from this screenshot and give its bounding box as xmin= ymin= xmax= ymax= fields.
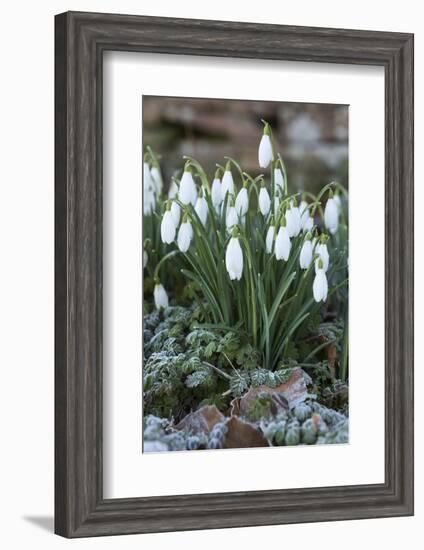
xmin=313 ymin=269 xmax=328 ymax=303
xmin=211 ymin=178 xmax=222 ymax=207
xmin=154 ymin=284 xmax=169 ymax=310
xmin=266 ymin=226 xmax=276 ymax=253
xmin=150 ymin=166 xmax=163 ymax=194
xmin=324 ymin=197 xmax=339 ymax=234
xmin=177 ymin=221 xmax=193 ymax=252
xmin=178 ymin=171 xmax=197 ymax=205
xmin=275 ymin=227 xmax=291 ymax=261
xmin=168 ymin=180 xmax=179 ymax=199
xmin=235 ymin=188 xmax=249 ymax=217
xmin=221 ymin=170 xmax=235 ymax=198
xmin=274 ymin=168 xmax=285 ymax=191
xmin=225 ymin=237 xmax=243 ymax=281
xmin=160 ymin=210 xmax=176 ymax=244
xmin=258 ymin=134 xmax=273 ymax=168
xmin=300 ymin=240 xmax=313 ymax=269
xmin=259 ymin=188 xmax=271 ymax=216
xmin=195 ymin=196 xmax=208 ymax=225
xmin=226 ymin=206 xmax=238 ymax=229
xmin=170 ymin=202 xmax=181 ymax=227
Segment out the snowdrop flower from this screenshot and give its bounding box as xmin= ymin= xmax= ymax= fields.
xmin=194 ymin=191 xmax=208 ymax=226
xmin=226 ymin=202 xmax=238 ymax=230
xmin=150 ymin=165 xmax=163 ymax=195
xmin=324 ymin=195 xmax=339 ymax=234
xmin=299 ymin=235 xmax=313 ymax=269
xmin=286 ymin=202 xmax=301 ymax=237
xmin=143 ymin=250 xmax=148 ymax=268
xmin=211 ymin=170 xmax=222 ymax=209
xmin=225 ymin=236 xmax=243 ymax=281
xmin=258 ymin=122 xmax=274 ymax=169
xmin=143 ymin=163 xmax=156 ymax=215
xmin=221 ymin=163 xmax=235 ymax=199
xmin=160 ymin=205 xmax=176 ymax=244
xmin=143 ymin=188 xmax=156 ymax=215
xmin=178 ymin=166 xmax=197 ymax=206
xmin=168 ymin=179 xmax=179 ymax=199
xmin=275 ymin=220 xmax=291 ymax=261
xmin=154 ymin=283 xmax=169 ymax=310
xmin=177 ymin=219 xmax=193 ymax=253
xmin=315 ymin=241 xmax=330 ymax=272
xmin=313 ymin=260 xmax=328 ymax=303
xmin=266 ymin=223 xmax=276 ymax=254
xmin=274 ymin=166 xmax=285 ymax=193
xmin=300 ymin=200 xmax=314 ymax=232
xmin=259 ymin=185 xmax=271 ymax=216
xmin=170 ymin=201 xmax=181 ymax=227
xmin=143 ymin=162 xmax=153 ymax=191
xmin=235 ymin=186 xmax=249 ymax=217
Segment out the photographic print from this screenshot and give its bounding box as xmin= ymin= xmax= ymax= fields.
xmin=142 ymin=96 xmax=349 ymax=453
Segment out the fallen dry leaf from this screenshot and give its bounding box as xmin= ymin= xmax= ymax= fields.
xmin=223 ymin=417 xmax=269 ymax=448
xmin=175 ymin=405 xmax=225 ymax=435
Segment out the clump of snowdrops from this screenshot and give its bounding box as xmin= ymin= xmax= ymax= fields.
xmin=147 ymin=121 xmax=348 ymax=371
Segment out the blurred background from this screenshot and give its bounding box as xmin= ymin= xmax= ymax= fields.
xmin=143 ymin=96 xmax=348 ymax=195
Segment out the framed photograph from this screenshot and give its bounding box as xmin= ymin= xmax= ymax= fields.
xmin=55 ymin=11 xmax=414 ymax=537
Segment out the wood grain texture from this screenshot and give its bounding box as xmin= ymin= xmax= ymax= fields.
xmin=54 ymin=11 xmax=414 ymax=538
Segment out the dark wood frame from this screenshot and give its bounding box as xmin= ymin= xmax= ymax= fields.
xmin=55 ymin=11 xmax=414 ymax=538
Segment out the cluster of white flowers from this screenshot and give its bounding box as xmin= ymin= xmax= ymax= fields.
xmin=152 ymin=122 xmax=343 ymax=310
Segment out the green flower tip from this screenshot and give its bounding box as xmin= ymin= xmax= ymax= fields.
xmin=231 ymin=226 xmax=239 ymax=238
xmin=165 ymin=200 xmax=172 ymax=211
xmin=183 ymin=162 xmax=192 ymax=173
xmin=225 ymin=160 xmax=232 ymax=172
xmin=305 ymin=231 xmax=312 ymax=240
xmin=317 ymin=258 xmax=324 ymax=270
xmin=214 ymin=167 xmax=222 ymax=179
xmin=261 ymin=119 xmax=271 ymax=136
xmin=281 ymin=216 xmax=287 ymax=228
xmin=143 ymin=152 xmax=150 ymax=164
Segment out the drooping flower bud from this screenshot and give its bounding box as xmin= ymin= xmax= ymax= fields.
xmin=211 ymin=169 xmax=222 ymax=208
xmin=259 ymin=185 xmax=271 ymax=216
xmin=274 ymin=167 xmax=285 ymax=192
xmin=168 ymin=179 xmax=179 ymax=199
xmin=299 ymin=235 xmax=313 ymax=269
xmin=226 ymin=201 xmax=238 ymax=230
xmin=150 ymin=165 xmax=163 ymax=195
xmin=178 ymin=165 xmax=197 ymax=206
xmin=286 ymin=201 xmax=301 ymax=237
xmin=258 ymin=123 xmax=274 ymax=168
xmin=225 ymin=236 xmax=243 ymax=281
xmin=300 ymin=200 xmax=313 ymax=232
xmin=275 ymin=219 xmax=291 ymax=261
xmin=170 ymin=201 xmax=181 ymax=227
xmin=154 ymin=283 xmax=169 ymax=310
xmin=313 ymin=260 xmax=328 ymax=302
xmin=177 ymin=219 xmax=193 ymax=252
xmin=235 ymin=187 xmax=249 ymax=217
xmin=266 ymin=224 xmax=276 ymax=254
xmin=221 ymin=162 xmax=235 ymax=199
xmin=324 ymin=195 xmax=339 ymax=234
xmin=160 ymin=204 xmax=176 ymax=244
xmin=194 ymin=190 xmax=208 ymax=226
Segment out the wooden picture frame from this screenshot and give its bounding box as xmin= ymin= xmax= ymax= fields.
xmin=54 ymin=11 xmax=414 ymax=537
